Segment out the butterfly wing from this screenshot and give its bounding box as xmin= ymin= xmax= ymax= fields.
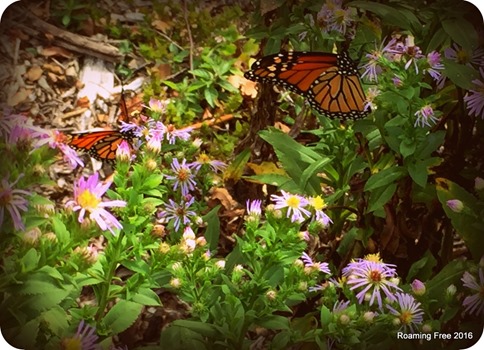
xmin=68 ymin=129 xmax=134 ymax=163
xmin=245 ymin=51 xmax=369 ymax=120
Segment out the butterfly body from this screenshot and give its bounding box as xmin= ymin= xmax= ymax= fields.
xmin=244 ymin=51 xmax=369 ymax=120
xmin=68 ymin=128 xmax=135 ymax=164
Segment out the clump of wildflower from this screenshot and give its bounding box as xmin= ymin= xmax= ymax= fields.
xmin=464 ymin=67 xmax=484 ymax=119
xmin=61 ymin=320 xmax=98 ymax=350
xmin=446 ymin=199 xmax=464 ymax=213
xmin=0 ymin=174 xmax=31 ymax=231
xmin=165 ymin=158 xmax=197 ymax=196
xmin=158 ymin=197 xmax=196 ymax=232
xmin=301 ymin=252 xmax=331 ymax=274
xmin=271 ymin=190 xmax=310 ymax=223
xmin=461 ymin=268 xmax=484 ymax=316
xmin=386 ymin=292 xmax=424 ymax=332
xmin=343 ymin=256 xmax=401 ymax=308
xmin=414 ymin=104 xmax=439 ymax=128
xmin=67 ymin=173 xmax=126 ymax=235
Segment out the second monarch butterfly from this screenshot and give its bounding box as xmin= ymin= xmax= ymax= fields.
xmin=68 ymin=128 xmax=135 ymax=164
xmin=244 ymin=50 xmax=370 ymax=120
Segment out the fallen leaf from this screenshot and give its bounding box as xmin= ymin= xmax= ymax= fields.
xmin=247 ymin=161 xmax=286 ymax=176
xmin=25 ymin=65 xmax=43 ymax=81
xmin=8 ymin=88 xmax=31 ymax=107
xmin=210 ymin=188 xmax=238 ymax=211
xmin=43 ymin=63 xmax=64 ymax=75
xmin=151 ymin=63 xmax=171 ymax=80
xmin=77 ymin=96 xmax=91 ymax=108
xmin=41 ymin=46 xmax=73 ymax=58
xmin=152 ymin=19 xmax=171 ymax=32
xmin=274 ymin=122 xmax=290 ymax=133
xmin=47 ymin=72 xmax=58 ymax=83
xmin=231 ymin=75 xmax=257 ymax=99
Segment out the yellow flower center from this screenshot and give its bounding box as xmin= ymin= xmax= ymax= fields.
xmin=177 ymin=169 xmax=190 ymax=182
xmin=365 ymin=253 xmax=382 ymax=262
xmin=310 ymin=196 xmax=326 ymax=210
xmin=197 ymin=153 xmax=210 ymax=164
xmin=400 ymin=310 xmax=413 ymax=325
xmin=77 ymin=190 xmax=100 ymax=210
xmin=286 ymin=195 xmax=301 ymax=208
xmin=61 ymin=337 xmax=82 ymax=350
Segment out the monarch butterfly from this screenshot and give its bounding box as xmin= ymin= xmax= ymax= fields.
xmin=244 ymin=50 xmax=370 ymax=120
xmin=68 ymin=128 xmax=135 ymax=164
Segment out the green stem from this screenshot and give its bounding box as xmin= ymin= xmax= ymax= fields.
xmin=95 ymin=231 xmax=124 ymax=320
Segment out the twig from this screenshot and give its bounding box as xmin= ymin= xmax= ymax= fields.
xmin=9 ymin=7 xmax=123 ymax=63
xmin=155 ymin=30 xmax=184 ymax=51
xmin=184 ymin=114 xmax=235 ymax=130
xmin=182 ymin=0 xmax=194 ymax=74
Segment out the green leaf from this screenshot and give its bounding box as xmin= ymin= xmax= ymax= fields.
xmin=20 ymin=248 xmax=39 ymax=272
xmin=320 ymin=305 xmax=332 ymax=326
xmin=203 ymin=205 xmax=221 ymax=251
xmin=190 ymin=69 xmax=212 ymax=79
xmin=171 ymin=320 xmax=220 ymax=338
xmin=442 ymin=59 xmax=478 ymax=90
xmin=441 ymin=18 xmax=478 ymax=52
xmin=159 ymin=324 xmax=207 ymax=350
xmin=400 ymin=138 xmax=416 ymax=158
xmin=131 ymin=288 xmax=162 ymax=306
xmin=41 ymin=306 xmax=68 ymax=336
xmin=364 ymin=166 xmax=405 ymax=191
xmin=407 ymin=159 xmax=429 ymax=188
xmin=51 ymin=216 xmax=70 ymax=243
xmin=349 ymin=1 xmax=418 ymax=30
xmin=427 ymin=259 xmax=467 ymax=305
xmin=257 ymin=315 xmax=290 ymax=330
xmin=367 ymin=183 xmax=397 ymax=213
xmin=406 ymin=250 xmax=437 ymax=282
xmin=103 ymin=300 xmax=143 ymax=334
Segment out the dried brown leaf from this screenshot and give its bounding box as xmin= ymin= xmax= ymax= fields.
xmin=41 ymin=46 xmax=73 ymax=58
xmin=8 ymin=88 xmax=31 ymax=106
xmin=43 ymin=63 xmax=64 ymax=75
xmin=210 ymin=188 xmax=238 ymax=211
xmin=25 ymin=65 xmax=43 ymax=81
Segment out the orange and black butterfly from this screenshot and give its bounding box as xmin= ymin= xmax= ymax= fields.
xmin=67 ymin=128 xmax=135 ymax=164
xmin=67 ymin=93 xmax=138 ymax=164
xmin=244 ymin=51 xmax=370 ymax=120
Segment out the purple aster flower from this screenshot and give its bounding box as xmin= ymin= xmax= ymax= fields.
xmin=333 ymin=299 xmax=351 ymax=313
xmin=116 ymin=140 xmax=132 ymax=162
xmin=317 ymin=0 xmax=354 ymax=34
xmin=165 ymin=158 xmax=197 ymax=196
xmin=301 ymin=252 xmax=331 ymax=274
xmin=270 ymin=190 xmax=311 ymax=223
xmin=414 ymin=104 xmax=439 ymax=128
xmin=0 ymin=174 xmax=31 ymax=231
xmin=464 ymin=67 xmax=484 ymax=119
xmin=146 ymin=127 xmax=164 ymax=153
xmin=246 ymin=199 xmax=262 ymax=217
xmin=386 ymin=292 xmax=424 ymax=332
xmin=308 ymin=196 xmax=332 ymax=226
xmin=360 ymin=40 xmax=393 ymax=82
xmin=61 ymin=320 xmax=98 ymax=350
xmin=58 ymin=143 xmax=85 ymax=169
xmin=461 ymin=268 xmax=484 ymax=316
xmin=364 ymin=87 xmax=380 ymax=112
xmin=147 ymin=97 xmax=168 ymax=114
xmin=425 ymin=51 xmax=444 ymax=81
xmin=192 ymin=153 xmax=227 ymax=173
xmin=392 ymin=76 xmax=403 ymax=87
xmin=345 ymin=260 xmax=401 ymax=308
xmin=0 ymin=109 xmax=26 ymax=139
xmin=387 ymin=36 xmax=424 ymax=73
xmin=158 ymin=197 xmax=196 ymax=231
xmin=165 ymin=124 xmax=192 ymax=144
xmin=445 ymin=43 xmax=484 ymax=67
xmin=120 ymin=121 xmax=143 ymax=138
xmin=67 ymin=173 xmax=126 ymax=235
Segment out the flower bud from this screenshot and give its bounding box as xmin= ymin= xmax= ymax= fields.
xmin=170 ymin=278 xmax=181 ymax=288
xmin=363 ymin=311 xmax=375 ymax=323
xmin=446 ymin=199 xmax=463 ymax=213
xmin=159 ymin=242 xmax=170 ymax=254
xmin=339 ymin=314 xmax=350 ymax=325
xmin=266 ymin=290 xmax=277 ymax=301
xmin=411 ymin=279 xmax=426 ymax=296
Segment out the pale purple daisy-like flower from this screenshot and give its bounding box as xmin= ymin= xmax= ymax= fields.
xmin=387 ymin=37 xmax=424 ymax=73
xmin=461 ymin=268 xmax=484 ymax=316
xmin=165 ymin=124 xmax=192 ymax=144
xmin=246 ymin=199 xmax=262 ymax=217
xmin=67 ymin=173 xmax=126 ymax=235
xmin=270 ymin=190 xmax=311 ymax=223
xmin=158 ymin=197 xmax=196 ymax=231
xmin=360 ymin=40 xmax=395 ymax=82
xmin=165 ymin=158 xmax=197 ymax=196
xmin=333 ymin=299 xmax=351 ymax=313
xmin=364 ymin=87 xmax=380 ymax=113
xmin=120 ymin=121 xmax=144 ymax=138
xmin=147 ymin=97 xmax=168 ymax=114
xmin=308 ymin=196 xmax=332 ymax=226
xmin=386 ymin=292 xmax=424 ymax=332
xmin=192 ymin=153 xmax=227 ymax=173
xmin=146 ymin=127 xmax=164 ymax=153
xmin=58 ymin=143 xmax=85 ymax=169
xmin=301 ymin=252 xmax=331 ymax=274
xmin=0 ymin=174 xmax=31 ymax=231
xmin=425 ymin=51 xmax=444 ymax=81
xmin=345 ymin=260 xmax=401 ymax=308
xmin=61 ymin=320 xmax=99 ymax=350
xmin=0 ymin=109 xmax=26 ymax=139
xmin=445 ymin=43 xmax=484 ymax=67
xmin=317 ymin=0 xmax=353 ymax=34
xmin=414 ymin=104 xmax=439 ymax=128
xmin=464 ymin=67 xmax=484 ymax=119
